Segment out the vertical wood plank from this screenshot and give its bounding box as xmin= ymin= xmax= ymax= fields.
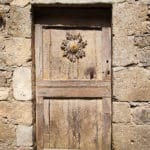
xmin=68 ymin=100 xmax=80 ymax=149
xmin=36 ymin=96 xmax=44 ymax=150
xmin=49 ymin=100 xmax=69 ymax=148
xmin=79 ymin=100 xmax=97 ymax=150
xmin=44 ymin=100 xmax=50 ymax=148
xmin=78 ymin=31 xmax=97 ymax=80
xmin=97 ymin=100 xmax=103 ymax=150
xmin=95 ymin=30 xmax=102 ymax=80
xmin=102 ymin=98 xmax=111 ymax=150
xmin=101 ymin=27 xmax=111 ymax=81
xmin=43 ymin=29 xmax=50 ymax=80
xmin=35 ymin=24 xmax=43 ymax=81
xmin=50 ymin=30 xmax=69 ymax=80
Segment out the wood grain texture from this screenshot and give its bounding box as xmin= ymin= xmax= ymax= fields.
xmin=43 ymin=29 xmax=50 ymax=80
xmin=36 ymin=80 xmax=111 ymax=88
xmin=35 ymin=25 xmax=43 ymax=81
xmin=35 ymin=8 xmax=111 ymax=150
xmin=37 ymin=87 xmax=110 ymax=98
xmin=101 ymin=27 xmax=111 ymax=81
xmin=44 ymin=100 xmax=50 ymax=148
xmin=36 ymin=96 xmax=44 ymax=150
xmin=102 ymin=98 xmax=111 ymax=150
xmin=42 ymin=29 xmax=103 ymax=81
xmin=49 ymin=100 xmax=69 ymax=148
xmin=44 ymin=99 xmax=103 ymax=150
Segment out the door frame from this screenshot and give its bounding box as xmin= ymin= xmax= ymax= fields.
xmin=34 ymin=7 xmax=112 ymax=150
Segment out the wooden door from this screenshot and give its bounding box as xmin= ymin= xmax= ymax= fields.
xmin=35 ymin=8 xmax=111 ymax=150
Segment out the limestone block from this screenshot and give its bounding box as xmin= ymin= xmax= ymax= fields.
xmin=132 ymin=105 xmax=150 ymax=125
xmin=0 ymin=87 xmax=9 ymax=100
xmin=13 ymin=67 xmax=32 ymax=101
xmin=0 ymin=70 xmax=12 ymax=87
xmin=134 ymin=35 xmax=150 ymax=49
xmin=113 ymin=35 xmax=138 ymax=66
xmin=31 ymin=0 xmax=126 ymax=4
xmin=139 ymin=0 xmax=150 ymax=4
xmin=0 ymin=121 xmax=15 ymax=149
xmin=113 ymin=3 xmax=148 ymax=36
xmin=5 ymin=37 xmax=31 ymax=66
xmin=16 ymin=125 xmax=33 ymax=146
xmin=113 ymin=125 xmax=132 ymax=150
xmin=113 ymin=125 xmax=150 ymax=150
xmin=11 ymin=0 xmax=30 ymax=7
xmin=113 ymin=67 xmax=150 ymax=101
xmin=7 ymin=5 xmax=31 ymax=37
xmin=138 ymin=51 xmax=150 ymax=67
xmin=113 ymin=102 xmax=131 ymax=123
xmin=0 ymin=101 xmax=33 ymax=125
xmin=0 ymin=0 xmax=12 ymax=4
xmin=18 ymin=147 xmax=33 ymax=150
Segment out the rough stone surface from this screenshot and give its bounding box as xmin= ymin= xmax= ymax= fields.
xmin=113 ymin=3 xmax=148 ymax=67
xmin=13 ymin=67 xmax=32 ymax=101
xmin=113 ymin=34 xmax=138 ymax=67
xmin=6 ymin=5 xmax=31 ymax=37
xmin=113 ymin=3 xmax=148 ymax=36
xmin=138 ymin=51 xmax=150 ymax=67
xmin=31 ymin=0 xmax=126 ymax=4
xmin=0 ymin=69 xmax=12 ymax=87
xmin=113 ymin=125 xmax=150 ymax=150
xmin=16 ymin=125 xmax=33 ymax=146
xmin=11 ymin=0 xmax=30 ymax=7
xmin=0 ymin=101 xmax=33 ymax=125
xmin=0 ymin=0 xmax=12 ymax=4
xmin=0 ymin=87 xmax=9 ymax=100
xmin=113 ymin=102 xmax=131 ymax=123
xmin=17 ymin=147 xmax=34 ymax=150
xmin=132 ymin=104 xmax=150 ymax=125
xmin=4 ymin=37 xmax=31 ymax=66
xmin=0 ymin=121 xmax=15 ymax=150
xmin=114 ymin=67 xmax=150 ymax=101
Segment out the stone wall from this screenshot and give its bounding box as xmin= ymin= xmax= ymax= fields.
xmin=0 ymin=0 xmax=150 ymax=150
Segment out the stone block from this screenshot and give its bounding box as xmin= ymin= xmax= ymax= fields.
xmin=113 ymin=3 xmax=148 ymax=36
xmin=113 ymin=35 xmax=138 ymax=67
xmin=132 ymin=105 xmax=150 ymax=125
xmin=0 ymin=87 xmax=9 ymax=100
xmin=6 ymin=5 xmax=31 ymax=37
xmin=113 ymin=102 xmax=131 ymax=123
xmin=0 ymin=70 xmax=12 ymax=87
xmin=17 ymin=147 xmax=33 ymax=150
xmin=31 ymin=0 xmax=126 ymax=4
xmin=134 ymin=35 xmax=150 ymax=49
xmin=16 ymin=125 xmax=33 ymax=147
xmin=0 ymin=0 xmax=12 ymax=4
xmin=11 ymin=0 xmax=30 ymax=7
xmin=0 ymin=101 xmax=33 ymax=125
xmin=138 ymin=51 xmax=150 ymax=67
xmin=113 ymin=125 xmax=150 ymax=150
xmin=113 ymin=67 xmax=150 ymax=101
xmin=5 ymin=37 xmax=31 ymax=66
xmin=0 ymin=121 xmax=15 ymax=149
xmin=13 ymin=67 xmax=32 ymax=101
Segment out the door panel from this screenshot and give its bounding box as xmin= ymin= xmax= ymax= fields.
xmin=43 ymin=99 xmax=102 ymax=150
xmin=42 ymin=29 xmax=102 ymax=80
xmin=35 ymin=8 xmax=111 ymax=150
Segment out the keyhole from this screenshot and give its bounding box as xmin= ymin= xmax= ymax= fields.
xmin=85 ymin=67 xmax=96 ymax=80
xmin=90 ymin=71 xmax=94 ymax=79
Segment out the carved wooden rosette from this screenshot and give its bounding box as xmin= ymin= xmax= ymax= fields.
xmin=61 ymin=32 xmax=87 ymax=62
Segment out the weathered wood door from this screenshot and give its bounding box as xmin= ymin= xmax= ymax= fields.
xmin=35 ymin=8 xmax=111 ymax=150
